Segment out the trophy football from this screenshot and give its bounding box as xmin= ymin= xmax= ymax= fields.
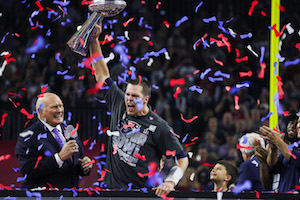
xmin=67 ymin=0 xmax=127 ymax=56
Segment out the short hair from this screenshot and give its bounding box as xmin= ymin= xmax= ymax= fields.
xmin=239 ymin=132 xmax=265 ymax=156
xmin=128 ymin=76 xmax=151 ymax=97
xmin=217 ymin=160 xmax=238 ymax=186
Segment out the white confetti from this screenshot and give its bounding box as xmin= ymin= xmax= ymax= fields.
xmin=124 ymin=31 xmax=130 ymax=40
xmin=164 ymin=51 xmax=170 ymax=60
xmin=147 ymin=58 xmax=154 ymax=66
xmin=286 ymin=23 xmax=294 ymax=34
xmin=190 ymin=173 xmax=195 ymax=181
xmin=142 ymin=36 xmax=150 ymax=41
xmin=187 ymin=152 xmax=193 ymax=158
xmin=246 ymin=45 xmax=258 ymax=57
xmin=104 ymin=52 xmax=115 ymax=63
xmin=107 ymin=130 xmax=120 ymax=136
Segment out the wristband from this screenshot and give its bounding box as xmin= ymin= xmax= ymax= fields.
xmin=165 ymin=166 xmax=183 ymax=186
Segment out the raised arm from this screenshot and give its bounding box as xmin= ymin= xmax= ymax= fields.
xmin=89 ymin=24 xmax=110 ymax=83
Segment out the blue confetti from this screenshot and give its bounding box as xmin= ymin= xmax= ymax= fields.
xmin=260 ymin=46 xmax=265 ymax=63
xmin=208 ymin=77 xmax=223 ymax=82
xmin=44 ymin=150 xmax=52 ymax=157
xmin=241 ymin=136 xmax=248 ymax=144
xmin=89 ymin=140 xmax=96 ymax=150
xmin=152 ymin=85 xmax=159 ymax=89
xmin=200 ymin=68 xmax=211 ymax=80
xmin=129 ymin=66 xmax=136 ymax=80
xmin=261 ymin=112 xmax=273 ymax=122
xmin=195 ymin=1 xmax=203 ymax=13
xmin=72 ymin=190 xmax=78 ymax=197
xmin=189 ymin=85 xmax=203 ymax=94
xmin=284 ymin=58 xmax=300 ymax=67
xmin=1 ymin=32 xmax=9 ymax=44
xmin=232 ymin=180 xmax=252 ymax=194
xmin=55 ymin=53 xmax=63 ymax=64
xmin=26 ymin=35 xmax=45 ymax=54
xmin=133 ymin=97 xmax=144 ymax=111
xmin=53 ymin=0 xmax=70 ymax=6
xmin=203 ymin=16 xmax=217 ymax=23
xmin=38 ymin=143 xmax=44 ymax=151
xmin=214 ymin=70 xmax=230 ymax=79
xmin=37 ymin=133 xmax=47 ymax=140
xmin=240 ymin=33 xmax=253 ymax=39
xmin=182 ymin=133 xmax=188 ymax=143
xmin=68 ymin=112 xmax=72 ymax=121
xmin=64 ymin=75 xmax=76 ymax=80
xmin=141 ymin=187 xmax=148 ymax=193
xmin=175 ymin=16 xmax=188 ymax=27
xmin=113 ymin=44 xmax=130 ymax=65
xmin=138 ymin=17 xmax=144 ymax=26
xmin=12 ymin=168 xmax=19 ymax=172
xmin=127 ymin=183 xmax=133 ymax=191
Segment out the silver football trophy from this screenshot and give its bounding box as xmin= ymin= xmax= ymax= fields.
xmin=67 ymin=0 xmax=126 ymax=56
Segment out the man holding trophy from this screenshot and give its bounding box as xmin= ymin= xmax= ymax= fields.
xmin=67 ymin=0 xmax=188 ymax=197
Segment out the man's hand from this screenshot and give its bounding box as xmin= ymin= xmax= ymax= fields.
xmin=152 ymin=181 xmax=175 ymax=197
xmin=78 ymin=156 xmax=93 ymax=174
xmin=259 ymin=125 xmax=283 ymax=147
xmin=58 ymin=140 xmax=78 ymax=161
xmin=254 ymin=140 xmax=268 ymax=163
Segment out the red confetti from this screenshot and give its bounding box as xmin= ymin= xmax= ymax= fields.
xmin=161 ymin=193 xmax=174 ymax=200
xmin=8 ymin=92 xmax=22 ymax=98
xmin=148 ymin=41 xmax=153 ymax=46
xmin=202 ymin=163 xmax=215 ymax=167
xmin=58 ymin=5 xmax=65 ymax=18
xmin=5 ymin=57 xmax=16 ymax=64
xmin=191 ymin=137 xmax=198 ymax=142
xmin=1 ymin=113 xmax=8 ymax=126
xmin=239 ymin=71 xmax=253 ymax=77
xmin=156 ymin=1 xmax=161 ymax=9
xmin=100 ymin=34 xmax=114 ymax=45
xmin=83 ymin=138 xmax=90 ymax=146
xmin=0 ymin=184 xmax=12 ymax=190
xmin=14 ymin=33 xmax=20 ymax=37
xmin=0 ymin=154 xmax=11 ymax=161
xmin=141 ymin=0 xmax=146 ymax=4
xmin=102 ymin=127 xmax=109 ymax=133
xmin=287 ymin=149 xmax=297 ymax=159
xmin=83 ymin=159 xmax=95 ymax=168
xmin=86 ymin=82 xmax=104 ymax=95
xmin=123 ymin=17 xmax=134 ymax=27
xmin=282 ymin=111 xmax=289 ymax=116
xmin=35 ymin=1 xmax=44 ymax=12
xmin=79 ymin=38 xmax=85 ymax=46
xmin=47 ymin=7 xmax=55 ymax=12
xmin=236 ymin=144 xmax=252 ymax=150
xmin=180 ymin=114 xmax=198 ymax=123
xmin=235 ymin=56 xmax=248 ymax=63
xmin=70 ymin=123 xmax=79 ymax=135
xmin=261 ymin=11 xmax=267 ymax=16
xmin=276 ymin=76 xmax=284 ymax=99
xmin=235 ymin=49 xmax=241 ymax=57
xmin=225 ymin=86 xmax=231 ymax=91
xmin=20 ymin=108 xmax=34 ymax=119
xmin=295 ymin=43 xmax=300 ymax=51
xmin=258 ymin=62 xmax=266 ymax=79
xmin=295 ymin=185 xmax=300 ymax=190
xmin=271 ymin=24 xmax=287 ymax=37
xmin=217 ymin=180 xmax=227 ymax=192
xmin=163 ymin=21 xmax=170 ymax=28
xmin=248 ymin=0 xmax=258 ymax=16
xmin=100 ymin=143 xmax=105 ymax=152
xmin=279 ymin=5 xmax=285 ymax=12
xmin=81 ymin=0 xmax=94 ymax=5
xmin=97 ymin=170 xmax=106 ymax=181
xmin=214 ymin=58 xmax=224 ymax=66
xmin=166 ymin=150 xmax=176 ymax=157
xmin=34 ymin=156 xmax=42 ymax=169
xmin=123 ymin=123 xmax=135 ymax=129
xmin=185 ymin=142 xmax=196 ymax=147
xmin=9 ymin=98 xmax=18 ymax=108
xmin=78 ymin=75 xmax=85 ymax=80
xmin=234 ymin=95 xmax=240 ymax=110
xmin=255 ymin=190 xmax=260 ymax=198
xmin=113 ymin=144 xmax=117 ymax=155
xmin=83 ymin=188 xmax=93 ymax=195
xmin=134 ymin=153 xmax=146 ymax=161
xmin=170 ymin=78 xmax=185 ymax=87
xmin=173 ymin=87 xmax=181 ymax=99
xmin=170 ymin=130 xmax=180 ymax=138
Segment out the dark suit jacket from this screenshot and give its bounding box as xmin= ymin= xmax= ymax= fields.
xmin=15 ymin=120 xmax=87 ymax=189
xmin=236 ymin=156 xmax=264 ymax=191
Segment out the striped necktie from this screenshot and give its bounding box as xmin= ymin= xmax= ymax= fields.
xmin=52 ymin=128 xmax=64 ymax=148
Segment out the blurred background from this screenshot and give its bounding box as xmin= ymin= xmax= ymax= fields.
xmin=0 ymin=0 xmax=300 ymax=190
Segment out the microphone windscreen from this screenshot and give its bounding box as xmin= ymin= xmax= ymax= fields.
xmin=65 ymin=125 xmax=77 ymax=140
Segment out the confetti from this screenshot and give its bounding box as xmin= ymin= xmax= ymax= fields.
xmin=170 ymin=78 xmax=185 ymax=87
xmin=258 ymin=62 xmax=266 ymax=79
xmin=175 ymin=16 xmax=188 ymax=27
xmin=20 ymin=108 xmax=34 ymax=119
xmin=83 ymin=159 xmax=95 ymax=168
xmin=166 ymin=150 xmax=176 ymax=157
xmin=214 ymin=58 xmax=224 ymax=66
xmin=235 ymin=56 xmax=248 ymax=63
xmin=240 ymin=32 xmax=253 ymax=39
xmin=284 ymin=58 xmax=300 ymax=67
xmin=195 ymin=1 xmax=203 ymax=13
xmin=0 ymin=154 xmax=11 ymax=161
xmin=248 ymin=0 xmax=259 ymax=16
xmin=236 ymin=144 xmax=252 ymax=150
xmin=232 ymin=180 xmax=252 ymax=194
xmin=89 ymin=139 xmax=96 ymax=150
xmin=180 ymin=114 xmax=198 ymax=123
xmin=214 ymin=70 xmax=230 ymax=79
xmin=203 ymin=16 xmax=217 ymax=23
xmin=123 ymin=17 xmax=134 ymax=27
xmin=134 ymin=152 xmax=146 ymax=161
xmin=239 ymin=71 xmax=252 ymax=77
xmin=34 ymin=156 xmax=42 ymax=169
xmin=25 ymin=36 xmax=45 ymax=54
xmin=161 ymin=193 xmax=174 ymax=200
xmin=247 ymin=45 xmax=258 ymax=57
xmin=234 ymin=96 xmax=240 ymax=110
xmin=261 ymin=112 xmax=273 ymax=122
xmin=189 ymin=85 xmax=203 ymax=94
xmin=1 ymin=113 xmax=8 ymax=126
xmin=173 ymin=87 xmax=181 ymax=99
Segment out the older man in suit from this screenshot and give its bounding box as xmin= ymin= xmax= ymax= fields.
xmin=15 ymin=93 xmax=93 ymax=189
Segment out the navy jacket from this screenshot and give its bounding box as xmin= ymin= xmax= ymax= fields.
xmin=236 ymin=156 xmax=264 ymax=191
xmin=15 ymin=120 xmax=87 ymax=189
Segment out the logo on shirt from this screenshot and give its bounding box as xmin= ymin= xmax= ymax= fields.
xmin=112 ymin=119 xmax=148 ymax=167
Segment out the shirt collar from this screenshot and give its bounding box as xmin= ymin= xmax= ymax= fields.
xmin=39 ymin=119 xmax=62 ymax=133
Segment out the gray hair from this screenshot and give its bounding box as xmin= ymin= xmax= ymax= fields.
xmin=239 ymin=132 xmax=265 ymax=156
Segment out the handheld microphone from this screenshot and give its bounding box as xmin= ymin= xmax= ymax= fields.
xmin=64 ymin=125 xmax=78 ymax=140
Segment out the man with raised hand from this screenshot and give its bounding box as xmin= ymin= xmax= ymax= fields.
xmin=89 ymin=24 xmax=188 ymax=197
